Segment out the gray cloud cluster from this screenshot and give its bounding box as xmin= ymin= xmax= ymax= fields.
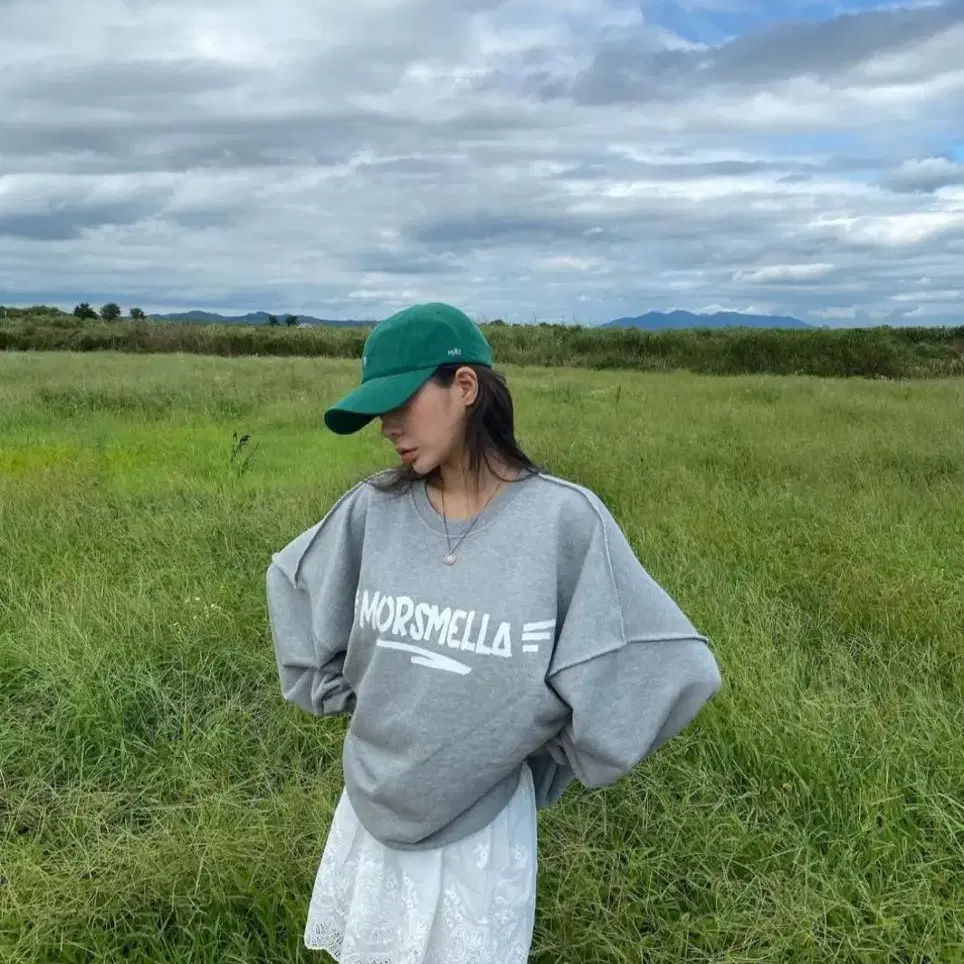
xmin=549 ymin=1 xmax=964 ymax=105
xmin=1 ymin=0 xmax=962 ymax=325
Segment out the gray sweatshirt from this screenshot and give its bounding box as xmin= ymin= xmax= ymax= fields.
xmin=266 ymin=471 xmax=722 ymax=851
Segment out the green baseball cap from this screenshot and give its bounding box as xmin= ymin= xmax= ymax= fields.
xmin=324 ymin=302 xmax=494 ymax=435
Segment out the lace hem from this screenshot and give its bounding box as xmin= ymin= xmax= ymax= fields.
xmin=303 ymin=766 xmax=537 ymax=964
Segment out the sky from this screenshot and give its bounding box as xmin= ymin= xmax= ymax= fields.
xmin=1 ymin=0 xmax=962 ymax=327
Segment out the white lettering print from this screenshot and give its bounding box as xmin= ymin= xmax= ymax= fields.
xmin=356 ymin=590 xmax=553 ymax=674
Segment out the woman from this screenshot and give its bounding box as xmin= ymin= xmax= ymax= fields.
xmin=265 ymin=302 xmax=722 ymax=963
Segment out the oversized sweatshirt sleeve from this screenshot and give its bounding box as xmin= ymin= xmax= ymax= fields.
xmin=265 ymin=482 xmax=369 ymax=718
xmin=546 ymin=495 xmax=722 ymax=791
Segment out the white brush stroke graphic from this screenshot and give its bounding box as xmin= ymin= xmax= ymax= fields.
xmin=376 ymin=638 xmax=472 ymax=675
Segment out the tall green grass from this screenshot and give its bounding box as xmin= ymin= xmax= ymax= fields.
xmin=1 ymin=351 xmax=962 ymax=963
xmin=3 ymin=310 xmax=964 ymax=379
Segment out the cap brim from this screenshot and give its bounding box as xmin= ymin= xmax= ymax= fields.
xmin=324 ymin=366 xmax=438 ymax=435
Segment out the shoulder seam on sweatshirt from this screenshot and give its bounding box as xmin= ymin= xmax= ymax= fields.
xmin=551 ymin=633 xmax=711 ymax=676
xmin=537 ymin=474 xmax=628 ymax=648
xmin=283 ymin=477 xmax=373 ymax=587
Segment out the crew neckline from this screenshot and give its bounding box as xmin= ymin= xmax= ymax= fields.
xmin=409 ymin=471 xmax=537 ymax=536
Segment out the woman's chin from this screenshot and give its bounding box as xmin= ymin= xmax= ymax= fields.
xmin=407 ymin=455 xmax=435 ymax=477
xmin=395 ymin=448 xmax=436 ymax=476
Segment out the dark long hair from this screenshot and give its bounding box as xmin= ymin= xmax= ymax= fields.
xmin=368 ymin=363 xmax=541 ymax=494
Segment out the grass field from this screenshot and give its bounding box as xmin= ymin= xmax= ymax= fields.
xmin=1 ymin=350 xmax=962 ymax=964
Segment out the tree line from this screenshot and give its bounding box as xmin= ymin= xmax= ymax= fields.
xmin=70 ymin=302 xmax=145 ymax=321
xmin=68 ymin=303 xmax=301 ymax=326
xmin=3 ymin=306 xmax=963 ymax=379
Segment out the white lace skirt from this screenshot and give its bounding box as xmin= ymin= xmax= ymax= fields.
xmin=303 ymin=764 xmax=538 ymax=963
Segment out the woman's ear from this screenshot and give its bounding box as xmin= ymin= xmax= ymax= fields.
xmin=453 ymin=366 xmax=480 ymax=407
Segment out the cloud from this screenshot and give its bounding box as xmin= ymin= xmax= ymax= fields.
xmin=890 ymin=288 xmax=961 ymax=303
xmin=811 ymin=210 xmax=964 ymax=248
xmin=734 ymin=263 xmax=836 ymax=284
xmin=813 ymin=306 xmax=857 ymax=321
xmin=534 ymin=254 xmax=608 ymax=273
xmin=879 ymin=156 xmax=964 ymax=193
xmin=0 ymin=0 xmax=962 ymax=325
xmin=12 ymin=58 xmax=249 ymax=108
xmin=546 ymin=1 xmax=964 ymax=105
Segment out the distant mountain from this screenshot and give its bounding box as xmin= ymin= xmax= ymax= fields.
xmin=602 ymin=310 xmax=815 ymax=330
xmin=151 ymin=310 xmax=372 ymax=326
xmin=146 ymin=307 xmax=816 ymax=330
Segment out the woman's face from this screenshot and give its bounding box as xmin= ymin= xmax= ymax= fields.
xmin=379 ymin=369 xmax=477 ymax=475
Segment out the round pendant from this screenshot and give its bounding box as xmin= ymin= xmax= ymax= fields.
xmin=444 ymin=553 xmax=457 ymax=566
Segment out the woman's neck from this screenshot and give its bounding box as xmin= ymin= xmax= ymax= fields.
xmin=429 ymin=452 xmax=517 ymax=520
